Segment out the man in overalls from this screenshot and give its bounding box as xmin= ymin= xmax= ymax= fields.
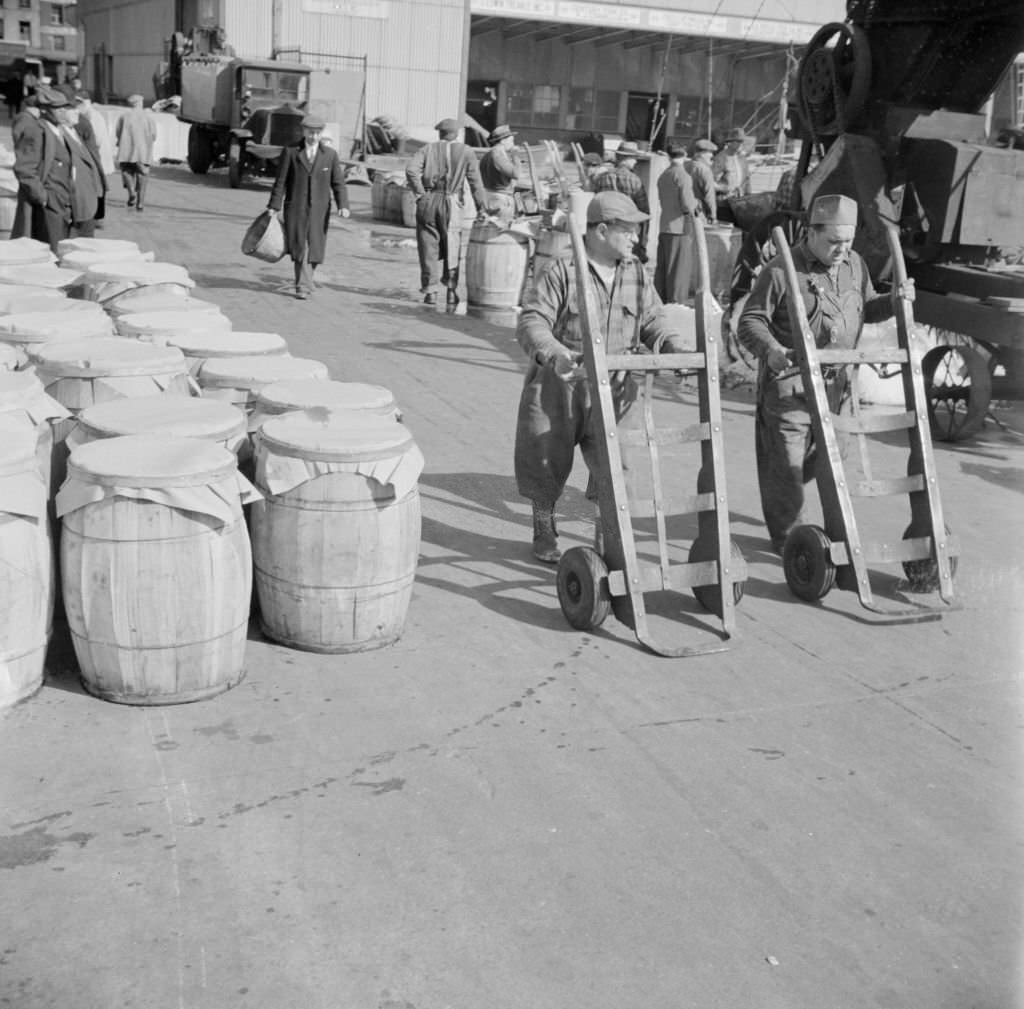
xmin=736 ymin=194 xmax=914 ymax=553
xmin=405 ymin=117 xmax=486 ymax=306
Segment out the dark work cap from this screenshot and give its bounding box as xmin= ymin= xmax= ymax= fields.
xmin=488 ymin=124 xmax=514 ymax=145
xmin=586 ymin=191 xmax=649 ymax=225
xmin=301 ymin=113 xmax=325 ymax=129
xmin=695 ymin=138 xmax=718 ymax=153
xmin=435 ymin=118 xmax=460 ymax=135
xmin=35 ymin=85 xmax=68 ymax=108
xmin=809 ymin=193 xmax=858 ymax=226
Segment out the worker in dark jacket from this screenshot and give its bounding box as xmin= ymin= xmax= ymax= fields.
xmin=591 ymin=141 xmax=650 ymax=261
xmin=654 ymin=140 xmax=698 ymax=303
xmin=737 ymin=194 xmax=913 ymax=552
xmin=406 ymin=117 xmax=486 ymax=306
xmin=687 ymin=139 xmax=718 ymax=222
xmin=479 ymin=124 xmax=520 ymax=222
xmin=267 ymin=113 xmax=350 ymax=300
xmin=514 ymin=191 xmax=693 ymax=563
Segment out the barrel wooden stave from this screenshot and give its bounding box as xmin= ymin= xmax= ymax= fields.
xmin=466 ymin=222 xmax=531 ymax=310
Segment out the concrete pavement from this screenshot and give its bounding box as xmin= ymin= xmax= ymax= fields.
xmin=1 ymin=159 xmax=1022 ymax=1009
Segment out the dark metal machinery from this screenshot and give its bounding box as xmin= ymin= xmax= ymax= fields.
xmin=790 ymin=0 xmax=1024 ymax=440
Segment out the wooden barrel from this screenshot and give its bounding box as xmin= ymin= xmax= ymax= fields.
xmin=114 ymin=308 xmax=233 ymax=340
xmin=252 ymin=379 xmax=400 ymax=430
xmin=0 ymin=437 xmax=52 ymax=709
xmin=69 ymin=395 xmax=248 ymax=457
xmin=57 ymin=435 xmax=256 ymax=704
xmin=529 ymin=226 xmax=572 ymax=295
xmin=371 ymin=173 xmax=389 ymax=220
xmin=251 ymin=412 xmax=423 ymax=653
xmin=140 ymin=330 xmax=289 ymax=377
xmin=196 ymin=355 xmax=330 ymax=420
xmin=466 ymin=221 xmax=531 ymax=309
xmin=400 ymin=187 xmax=417 ymax=228
xmin=80 ymin=261 xmax=193 ymax=303
xmin=384 ymin=180 xmax=405 ymax=223
xmin=104 ymin=290 xmax=221 ymax=319
xmin=0 ymin=264 xmax=84 ymax=292
xmin=60 ymin=248 xmax=154 ymax=272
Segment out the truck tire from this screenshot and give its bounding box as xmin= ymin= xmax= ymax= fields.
xmin=187 ymin=126 xmax=213 ymax=175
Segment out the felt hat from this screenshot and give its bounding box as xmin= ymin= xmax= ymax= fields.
xmin=809 ymin=193 xmax=858 ymax=226
xmin=582 ymin=152 xmax=603 ymax=167
xmin=488 ymin=124 xmax=514 ymax=145
xmin=301 ymin=113 xmax=325 ymax=129
xmin=694 ymin=138 xmax=718 ymax=153
xmin=725 ymin=127 xmax=748 ymax=143
xmin=435 ymin=117 xmax=460 ymax=135
xmin=35 ymin=85 xmax=68 ymax=108
xmin=615 ymin=141 xmax=644 ymax=159
xmin=665 ymin=140 xmax=688 ymax=158
xmin=587 ymin=190 xmax=649 ymax=225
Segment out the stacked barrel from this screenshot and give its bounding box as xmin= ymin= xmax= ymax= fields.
xmin=0 ymin=235 xmax=424 ymax=711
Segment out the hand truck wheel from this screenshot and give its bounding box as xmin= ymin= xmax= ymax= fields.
xmin=901 ymin=523 xmax=958 ymax=592
xmin=783 ymin=525 xmax=837 ymax=601
xmin=556 ymin=546 xmax=611 ymax=630
xmin=688 ymin=538 xmax=746 ymax=616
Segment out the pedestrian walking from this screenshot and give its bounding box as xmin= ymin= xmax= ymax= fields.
xmin=736 ymin=194 xmax=914 ymax=553
xmin=687 ymin=139 xmax=718 ymax=222
xmin=115 ymin=94 xmax=156 ymax=211
xmin=713 ymin=127 xmax=751 ymax=225
xmin=479 ymin=124 xmax=519 ymax=222
xmin=513 ymin=191 xmax=693 ymax=563
xmin=405 ymin=117 xmax=486 ymax=306
xmin=654 ymin=140 xmax=698 ymax=304
xmin=266 ymin=113 xmax=350 ymax=300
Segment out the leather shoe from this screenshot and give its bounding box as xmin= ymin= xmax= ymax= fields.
xmin=295 ymin=288 xmax=309 ymax=300
xmin=423 ymin=292 xmax=437 ymax=305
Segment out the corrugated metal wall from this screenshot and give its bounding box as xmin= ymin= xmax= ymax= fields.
xmin=222 ymin=0 xmax=273 ymax=58
xmin=79 ymin=0 xmax=174 ymax=99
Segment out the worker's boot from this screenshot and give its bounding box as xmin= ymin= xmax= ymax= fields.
xmin=124 ymin=177 xmax=136 ymax=208
xmin=531 ymin=501 xmax=560 ymax=564
xmin=135 ymin=176 xmax=147 ymax=212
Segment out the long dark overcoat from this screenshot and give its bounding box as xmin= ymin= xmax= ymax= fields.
xmin=268 ymin=142 xmax=349 ymax=264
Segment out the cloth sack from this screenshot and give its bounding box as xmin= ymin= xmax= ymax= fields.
xmin=241 ymin=210 xmax=286 ymax=263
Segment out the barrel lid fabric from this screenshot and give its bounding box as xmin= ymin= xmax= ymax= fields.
xmin=0 ymin=344 xmax=18 ymax=370
xmin=61 ymin=249 xmax=155 ymax=271
xmin=67 ymin=434 xmax=237 ymax=487
xmin=0 ymin=433 xmax=37 ymax=474
xmin=77 ymin=395 xmax=246 ymax=442
xmin=257 ymin=379 xmax=396 ymax=415
xmin=0 ymin=287 xmax=65 ymax=314
xmin=84 ymin=261 xmax=193 ymax=286
xmin=116 ymin=310 xmax=233 ymax=337
xmin=151 ymin=330 xmax=287 ymax=358
xmin=260 ymin=410 xmax=414 ymax=460
xmin=0 ymin=368 xmax=71 ymax=420
xmin=106 ymin=292 xmax=223 ymax=317
xmin=198 ymin=355 xmax=329 ymax=389
xmin=57 ymin=237 xmax=142 ymax=259
xmin=0 ymin=265 xmax=84 ymax=289
xmin=0 ymin=310 xmax=112 ymax=341
xmin=0 ymin=238 xmax=55 ymax=267
xmin=32 ymin=337 xmax=187 ymax=377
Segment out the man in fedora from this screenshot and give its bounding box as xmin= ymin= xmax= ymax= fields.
xmin=406 ymin=117 xmax=487 ymax=306
xmin=737 ymin=193 xmax=914 ymax=553
xmin=115 ymin=94 xmax=156 ymax=212
xmin=267 ymin=113 xmax=350 ymax=299
xmin=12 ymin=84 xmax=76 ymax=249
xmin=479 ymin=123 xmax=520 ymax=222
xmin=713 ymin=127 xmax=751 ymax=224
xmin=591 ymin=141 xmax=650 ymax=260
xmin=687 ymin=138 xmax=718 ymax=222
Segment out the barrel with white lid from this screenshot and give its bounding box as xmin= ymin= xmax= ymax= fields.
xmin=0 ymin=286 xmax=66 ymax=315
xmin=57 ymin=237 xmax=144 ymax=259
xmin=0 ymin=436 xmax=53 ymax=708
xmin=0 ymin=237 xmax=55 ymax=267
xmin=0 ymin=369 xmax=70 ymax=489
xmin=251 ymin=410 xmax=423 ymax=652
xmin=60 ymin=248 xmax=155 ymax=272
xmin=0 ymin=265 xmax=84 ymax=290
xmin=0 ymin=308 xmax=113 ymax=363
xmin=105 ymin=291 xmax=223 ymax=319
xmin=197 ymin=354 xmax=329 ymax=416
xmin=81 ymin=261 xmax=193 ymax=303
xmin=57 ymin=435 xmax=259 ymax=704
xmin=68 ymin=395 xmax=247 ymax=456
xmin=115 ymin=308 xmax=232 ymax=340
xmin=0 ymin=343 xmax=17 ymax=371
xmin=138 ymin=330 xmax=289 ymax=377
xmin=252 ymin=379 xmax=400 ymax=431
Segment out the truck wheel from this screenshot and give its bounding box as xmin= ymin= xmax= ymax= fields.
xmin=922 ymin=344 xmax=992 ymax=442
xmin=187 ymin=126 xmax=213 ymax=175
xmin=228 ymin=139 xmax=242 ymax=188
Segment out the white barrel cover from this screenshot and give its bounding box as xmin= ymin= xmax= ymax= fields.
xmin=149 ymin=330 xmax=287 ymax=364
xmin=0 ymin=343 xmax=17 ymax=370
xmin=82 ymin=261 xmax=193 ymax=302
xmin=57 ymin=237 xmax=143 ymax=259
xmin=0 ymin=287 xmax=65 ymax=315
xmin=0 ymin=265 xmax=84 ymax=289
xmin=0 ymin=369 xmax=71 ymax=426
xmin=253 ymin=379 xmax=399 ymax=427
xmin=115 ymin=310 xmax=233 ymax=339
xmin=255 ymin=410 xmax=424 ymax=500
xmin=57 ymin=434 xmax=260 ymax=525
xmin=0 ymin=238 xmax=55 ymax=268
xmin=105 ymin=292 xmax=223 ymax=318
xmin=60 ymin=249 xmax=155 ymax=271
xmin=32 ymin=337 xmax=188 ymax=378
xmin=0 ymin=308 xmax=113 ymax=342
xmin=197 ymin=355 xmax=329 ymax=409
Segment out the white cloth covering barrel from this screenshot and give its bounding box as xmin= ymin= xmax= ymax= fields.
xmin=0 ymin=237 xmax=55 ymax=267
xmin=197 ymin=355 xmax=330 ymax=419
xmin=81 ymin=261 xmax=193 ymax=303
xmin=251 ymin=379 xmax=400 ymax=431
xmin=115 ymin=309 xmax=233 ymax=340
xmin=0 ymin=343 xmax=17 ymax=371
xmin=0 ymin=287 xmax=66 ymax=315
xmin=67 ymin=396 xmax=248 ymax=457
xmin=57 ymin=237 xmax=144 ymax=260
xmin=0 ymin=265 xmax=84 ymax=291
xmin=57 ymin=435 xmax=260 ymax=704
xmin=251 ymin=411 xmax=423 ymax=653
xmin=60 ymin=249 xmax=155 ymax=272
xmin=0 ymin=309 xmax=114 ymax=365
xmin=104 ymin=291 xmax=224 ymax=319
xmin=140 ymin=330 xmax=289 ymax=377
xmin=0 ymin=436 xmax=53 ymax=708
xmin=0 ymin=369 xmax=71 ymax=490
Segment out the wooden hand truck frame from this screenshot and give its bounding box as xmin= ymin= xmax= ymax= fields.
xmin=555 ymin=215 xmax=747 ymax=656
xmin=773 ymin=223 xmax=959 ymax=619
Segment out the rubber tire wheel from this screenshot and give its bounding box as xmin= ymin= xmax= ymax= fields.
xmin=901 ymin=523 xmax=958 ymax=592
xmin=556 ymin=547 xmax=611 ymax=631
xmin=922 ymin=344 xmax=992 ymax=442
xmin=783 ymin=525 xmax=837 ymax=602
xmin=796 ymin=21 xmax=871 ymax=136
xmin=689 ymin=538 xmax=746 ymax=616
xmin=228 ymin=140 xmax=242 ymax=188
xmin=187 ymin=126 xmax=212 ymax=175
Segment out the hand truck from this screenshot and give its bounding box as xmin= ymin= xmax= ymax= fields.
xmin=773 ymin=223 xmax=959 ymax=619
xmin=555 ymin=216 xmax=747 ymax=656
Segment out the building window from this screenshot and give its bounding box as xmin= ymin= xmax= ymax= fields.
xmin=51 ymin=6 xmax=66 ymax=25
xmin=53 ymin=34 xmax=65 ymax=50
xmin=19 ymin=21 xmax=30 ymax=41
xmin=508 ymin=83 xmax=562 ymax=129
xmin=19 ymin=0 xmax=30 ymax=8
xmin=567 ymin=87 xmax=620 ymax=134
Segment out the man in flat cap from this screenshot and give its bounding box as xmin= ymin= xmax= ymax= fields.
xmin=713 ymin=126 xmax=751 ymax=224
xmin=267 ymin=112 xmax=350 ymax=299
xmin=687 ymin=138 xmax=718 ymax=222
xmin=479 ymin=123 xmax=520 ymax=222
xmin=12 ymin=85 xmax=76 ymax=249
xmin=115 ymin=94 xmax=156 ymax=212
xmin=737 ymin=193 xmax=914 ymax=553
xmin=514 ymin=190 xmax=693 ymax=562
xmin=654 ymin=140 xmax=698 ymax=304
xmin=406 ymin=117 xmax=486 ymax=306
xmin=591 ymin=140 xmax=650 ymax=260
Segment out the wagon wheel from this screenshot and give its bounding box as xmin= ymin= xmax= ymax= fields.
xmin=901 ymin=523 xmax=958 ymax=592
xmin=921 ymin=344 xmax=993 ymax=442
xmin=228 ymin=139 xmax=243 ymax=189
xmin=688 ymin=538 xmax=746 ymax=616
xmin=783 ymin=525 xmax=837 ymax=601
xmin=556 ymin=547 xmax=611 ymax=631
xmin=796 ymin=22 xmax=872 ymax=137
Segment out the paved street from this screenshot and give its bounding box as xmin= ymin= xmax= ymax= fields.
xmin=1 ymin=158 xmax=1022 ymax=1009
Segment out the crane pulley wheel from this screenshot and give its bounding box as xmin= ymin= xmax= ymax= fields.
xmin=796 ymin=21 xmax=872 ymax=138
